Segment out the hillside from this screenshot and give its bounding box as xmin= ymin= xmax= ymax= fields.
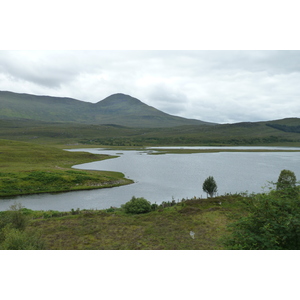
xmin=93 ymin=93 xmax=211 ymax=127
xmin=0 ymin=117 xmax=300 ymax=146
xmin=1 ymin=90 xmax=300 ymax=146
xmin=0 ymin=91 xmax=213 ymax=128
xmin=0 ymin=91 xmax=92 ymax=123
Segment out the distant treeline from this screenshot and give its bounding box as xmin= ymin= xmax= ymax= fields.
xmin=267 ymin=124 xmax=300 ymax=133
xmin=80 ymin=135 xmax=295 ymax=146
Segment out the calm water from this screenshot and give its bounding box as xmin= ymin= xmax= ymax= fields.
xmin=0 ymin=147 xmax=300 ymax=211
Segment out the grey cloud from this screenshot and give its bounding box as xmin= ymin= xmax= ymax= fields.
xmin=1 ymin=50 xmax=300 ymax=123
xmin=149 ymin=97 xmax=187 ymax=116
xmin=0 ymin=51 xmax=105 ymax=88
xmin=204 ymin=50 xmax=300 ymax=75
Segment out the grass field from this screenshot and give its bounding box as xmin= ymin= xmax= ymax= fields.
xmin=0 ymin=139 xmax=133 ymax=197
xmin=2 ymin=186 xmax=300 ymax=250
xmin=11 ymin=194 xmax=244 ymax=250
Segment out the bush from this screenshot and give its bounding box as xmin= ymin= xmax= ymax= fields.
xmin=0 ymin=227 xmax=45 ymax=250
xmin=151 ymin=203 xmax=158 ymax=211
xmin=0 ymin=203 xmax=47 ymax=249
xmin=223 ymin=189 xmax=300 ymax=250
xmin=124 ymin=196 xmax=152 ymax=214
xmin=70 ymin=208 xmax=81 ymax=215
xmin=106 ymin=207 xmax=115 ymax=213
xmin=0 ymin=203 xmax=28 ymax=232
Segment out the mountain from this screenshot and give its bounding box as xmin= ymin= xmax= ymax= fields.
xmin=0 ymin=91 xmax=92 ymax=123
xmin=0 ymin=91 xmax=214 ymax=128
xmin=93 ymin=93 xmax=214 ymax=127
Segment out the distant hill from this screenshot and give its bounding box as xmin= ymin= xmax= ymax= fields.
xmin=1 ymin=115 xmax=299 ymax=147
xmin=0 ymin=91 xmax=214 ymax=128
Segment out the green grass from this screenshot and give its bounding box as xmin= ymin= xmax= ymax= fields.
xmin=0 ymin=139 xmax=133 ymax=197
xmin=23 ymin=194 xmax=244 ymax=250
xmin=2 ymin=190 xmax=300 ymax=249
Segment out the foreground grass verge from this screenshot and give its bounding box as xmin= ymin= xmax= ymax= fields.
xmin=2 ymin=184 xmax=298 ymax=250
xmin=0 ymin=139 xmax=133 ymax=197
xmin=15 ymin=194 xmax=243 ymax=250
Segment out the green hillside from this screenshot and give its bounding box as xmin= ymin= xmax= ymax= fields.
xmin=0 ymin=91 xmax=212 ymax=128
xmin=0 ymin=117 xmax=300 ymax=147
xmin=0 ymin=91 xmax=93 ymax=123
xmin=1 ymin=90 xmax=300 ymax=146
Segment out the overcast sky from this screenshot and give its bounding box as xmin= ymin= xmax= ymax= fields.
xmin=1 ymin=50 xmax=300 ymax=123
xmin=1 ymin=1 xmax=300 ymax=124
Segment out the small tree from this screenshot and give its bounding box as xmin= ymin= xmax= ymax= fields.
xmin=202 ymin=176 xmax=217 ymax=198
xmin=276 ymin=169 xmax=297 ymax=191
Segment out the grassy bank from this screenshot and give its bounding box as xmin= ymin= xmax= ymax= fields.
xmin=0 ymin=139 xmax=133 ymax=197
xmin=2 ymin=194 xmax=244 ymax=250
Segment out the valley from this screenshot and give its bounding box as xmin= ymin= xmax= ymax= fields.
xmin=1 ymin=90 xmax=300 ymax=250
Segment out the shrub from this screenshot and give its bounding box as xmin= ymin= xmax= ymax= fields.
xmin=0 ymin=203 xmax=46 ymax=250
xmin=0 ymin=203 xmax=28 ymax=231
xmin=71 ymin=208 xmax=81 ymax=215
xmin=0 ymin=227 xmax=45 ymax=250
xmin=151 ymin=203 xmax=158 ymax=211
xmin=159 ymin=200 xmax=178 ymax=208
xmin=124 ymin=196 xmax=152 ymax=214
xmin=106 ymin=207 xmax=115 ymax=213
xmin=223 ymin=189 xmax=300 ymax=250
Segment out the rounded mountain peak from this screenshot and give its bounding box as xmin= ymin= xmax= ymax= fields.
xmin=98 ymin=93 xmax=144 ymax=106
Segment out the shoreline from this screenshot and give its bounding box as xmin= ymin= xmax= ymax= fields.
xmin=0 ymin=178 xmax=134 ymax=200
